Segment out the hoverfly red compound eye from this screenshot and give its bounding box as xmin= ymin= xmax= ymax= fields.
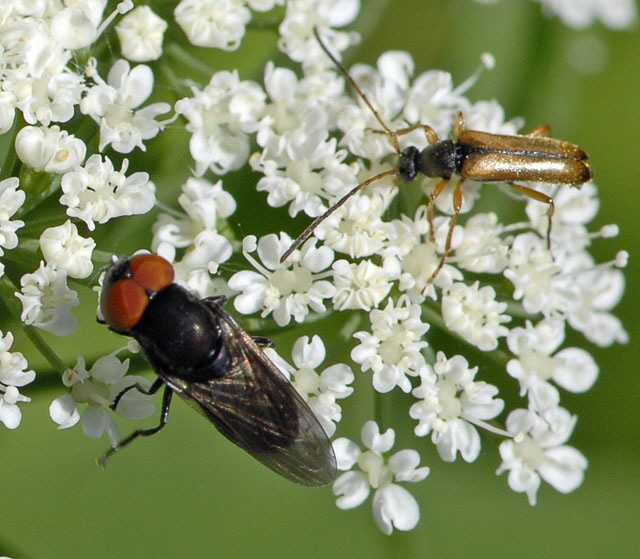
xmin=100 ymin=278 xmax=148 ymax=331
xmin=129 ymin=254 xmax=175 ymax=293
xmin=100 ymin=254 xmax=175 ymax=332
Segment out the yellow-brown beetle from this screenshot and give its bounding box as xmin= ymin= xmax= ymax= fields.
xmin=280 ymin=28 xmax=593 ymax=283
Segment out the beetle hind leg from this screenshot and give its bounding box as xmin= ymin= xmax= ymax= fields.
xmin=507 ymin=182 xmax=555 ymax=250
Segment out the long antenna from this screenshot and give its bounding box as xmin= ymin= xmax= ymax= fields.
xmin=312 ymin=27 xmax=401 ymax=154
xmin=279 ymin=169 xmax=396 ymax=262
xmin=279 ymin=28 xmax=402 ymax=264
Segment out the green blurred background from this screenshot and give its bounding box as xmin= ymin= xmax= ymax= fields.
xmin=2 ymin=0 xmax=639 ymax=557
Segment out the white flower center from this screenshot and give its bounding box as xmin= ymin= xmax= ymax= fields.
xmin=520 ymin=350 xmax=558 ymax=381
xmin=269 ymin=267 xmax=312 ymax=296
xmin=358 ymin=450 xmax=393 ymax=488
xmin=72 ymin=380 xmax=110 ymax=406
xmin=435 ymin=379 xmax=462 ymax=420
xmin=513 ymin=435 xmax=545 ymax=469
xmin=377 ymin=325 xmax=408 ymax=365
xmin=104 ymin=103 xmax=132 ymax=126
xmin=402 ymin=243 xmax=438 ymax=278
xmin=294 ymin=368 xmax=320 ymax=396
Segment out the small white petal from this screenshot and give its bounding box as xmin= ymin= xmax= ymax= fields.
xmin=332 ymin=437 xmax=361 ymax=470
xmin=0 ymin=400 xmax=22 ymax=429
xmin=49 ymin=394 xmax=80 ymax=429
xmin=538 ymin=446 xmax=588 ymax=494
xmin=552 ymin=347 xmax=598 ymax=393
xmin=388 ymin=449 xmax=430 ymax=482
xmin=333 ymin=471 xmax=370 ymax=509
xmin=361 ymin=421 xmax=395 ymax=453
xmin=81 ymin=406 xmax=108 ymax=439
xmin=372 ymin=484 xmax=420 ymax=534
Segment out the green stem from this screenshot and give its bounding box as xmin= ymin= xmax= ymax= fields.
xmin=164 ymin=42 xmax=221 ymax=83
xmin=21 ymin=323 xmax=68 ymax=375
xmin=373 ymin=389 xmax=386 ymax=432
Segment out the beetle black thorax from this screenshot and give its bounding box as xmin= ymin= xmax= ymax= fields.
xmin=132 ymin=284 xmax=230 ymax=380
xmin=398 ymin=140 xmax=463 ymax=182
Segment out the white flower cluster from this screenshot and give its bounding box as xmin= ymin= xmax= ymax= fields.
xmin=152 ymin=176 xmax=236 ymax=296
xmin=49 ymin=351 xmax=156 ymax=444
xmin=0 ymin=0 xmax=629 ymax=537
xmin=2 ymin=2 xmax=169 ymax=353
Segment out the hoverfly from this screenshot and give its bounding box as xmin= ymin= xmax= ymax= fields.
xmin=98 ymin=253 xmax=336 ymax=487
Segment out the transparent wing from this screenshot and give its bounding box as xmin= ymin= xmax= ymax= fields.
xmin=159 ymin=302 xmax=336 ymax=487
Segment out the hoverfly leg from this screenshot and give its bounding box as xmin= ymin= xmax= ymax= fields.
xmin=110 ymin=376 xmax=165 ymax=411
xmin=99 ymin=383 xmax=173 ymax=468
xmin=252 ymin=336 xmax=273 ymax=348
xmin=204 ymin=295 xmax=228 ymax=307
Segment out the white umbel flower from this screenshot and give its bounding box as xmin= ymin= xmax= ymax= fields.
xmin=497 ymin=407 xmax=588 ymax=505
xmin=442 ymin=281 xmax=510 ymax=351
xmin=15 ymin=262 xmax=79 ymax=337
xmin=81 ymin=59 xmax=170 ymax=153
xmin=116 ymin=6 xmax=168 ymax=62
xmin=174 ymin=0 xmax=251 ymax=50
xmin=15 ymin=125 xmax=86 ymax=173
xmin=229 ymin=234 xmax=336 ymax=326
xmin=49 ymin=353 xmax=155 ymax=444
xmin=175 ymin=70 xmax=265 ymax=175
xmin=60 ymin=154 xmax=155 ymax=231
xmin=39 ymin=221 xmax=96 ymax=279
xmin=351 ymin=295 xmax=429 ymax=393
xmin=410 ymin=352 xmax=504 ymax=462
xmin=332 ymin=421 xmax=429 ymax=534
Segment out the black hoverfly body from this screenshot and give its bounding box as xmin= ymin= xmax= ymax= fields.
xmin=98 ymin=253 xmax=336 ymax=487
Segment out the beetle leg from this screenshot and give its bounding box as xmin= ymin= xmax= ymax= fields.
xmin=369 ymin=123 xmax=440 ymax=150
xmin=427 ymin=177 xmax=450 ymax=243
xmin=426 ymin=179 xmax=463 ymax=286
xmin=525 ymin=124 xmax=551 ymax=138
xmin=507 ymin=182 xmax=555 ymax=250
xmin=453 ymin=112 xmax=465 ymax=139
xmin=392 ymin=123 xmax=440 ymax=145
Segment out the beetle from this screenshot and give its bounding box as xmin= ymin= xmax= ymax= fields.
xmin=98 ymin=253 xmax=336 ymax=487
xmin=280 ymin=27 xmax=593 ymax=283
